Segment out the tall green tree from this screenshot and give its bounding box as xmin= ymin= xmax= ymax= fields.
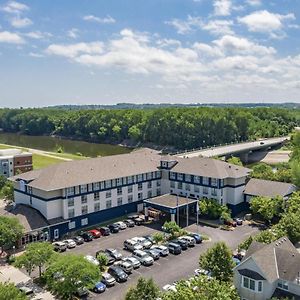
xmin=0 ymin=216 xmax=24 ymax=254
xmin=2 ymin=181 xmax=14 ymax=200
xmin=125 ymin=277 xmax=160 ymax=300
xmin=44 ymin=254 xmax=100 ymax=300
xmin=0 ymin=282 xmax=27 ymax=300
xmin=199 ymin=242 xmax=235 ymax=282
xmin=15 ymin=242 xmax=55 ymax=277
xmin=227 ymin=157 xmax=243 ymax=166
xmin=96 ymin=252 xmax=108 ymax=272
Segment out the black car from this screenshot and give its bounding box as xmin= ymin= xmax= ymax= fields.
xmin=170 ymin=239 xmax=188 ymax=250
xmin=98 ymin=227 xmax=111 ymax=236
xmin=123 ymin=219 xmax=135 ymax=227
xmin=134 ymin=217 xmax=144 ymax=225
xmin=168 ymin=242 xmax=182 ymax=255
xmin=72 ymin=236 xmax=84 ymax=245
xmin=107 ymin=266 xmax=128 ymax=283
xmin=79 ymin=232 xmax=93 ymax=242
xmin=95 ymin=250 xmax=115 ymax=265
xmin=108 ymin=224 xmax=119 ymax=233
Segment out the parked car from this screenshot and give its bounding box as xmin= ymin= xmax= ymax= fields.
xmin=143 ymin=235 xmax=154 ymax=243
xmin=101 ymin=272 xmax=116 ymax=287
xmin=162 ymin=284 xmax=177 ymax=292
xmin=224 ymin=219 xmax=237 ymax=227
xmin=19 ymin=286 xmax=34 ymax=296
xmin=63 ymin=239 xmax=76 ymax=249
xmin=187 ymin=232 xmax=202 ymax=244
xmin=89 ymin=229 xmax=101 ymax=238
xmin=124 ymin=239 xmax=144 ymax=252
xmin=93 ymin=281 xmax=106 ymax=293
xmin=95 ymin=250 xmax=115 ymax=265
xmin=178 ymin=236 xmax=195 ymax=247
xmin=123 ymin=219 xmax=135 ymax=227
xmin=115 ymin=221 xmax=127 ymax=230
xmin=194 ymin=268 xmax=212 ymax=278
xmin=127 ymin=214 xmax=140 ymax=220
xmin=144 ymin=249 xmax=160 ymax=260
xmin=79 ymin=231 xmax=93 ymax=242
xmin=105 ymin=248 xmax=123 ymax=260
xmin=114 ymin=260 xmax=133 ymax=274
xmin=170 ymin=239 xmax=188 ymax=250
xmin=75 ymin=287 xmax=89 ymax=297
xmin=52 ymin=241 xmax=67 ymax=252
xmin=167 ymin=242 xmax=182 ymax=255
xmin=108 ymin=223 xmax=120 ymax=233
xmin=133 ymin=250 xmax=154 ymax=266
xmin=132 ymin=237 xmax=152 ymax=249
xmin=98 ymin=227 xmax=111 ymax=236
xmin=134 ymin=217 xmax=144 ymax=225
xmin=73 ymin=236 xmax=84 ymax=245
xmin=84 ymin=255 xmax=99 ymax=266
xmin=234 ymin=218 xmax=243 ymax=225
xmin=122 ymin=256 xmax=141 ymax=269
xmin=150 ymin=245 xmax=169 ymax=257
xmin=108 ymin=266 xmax=128 ymax=283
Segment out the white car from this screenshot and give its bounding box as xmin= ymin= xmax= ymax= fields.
xmin=115 ymin=221 xmax=127 ymax=230
xmin=162 ymin=284 xmax=177 ymax=292
xmin=133 ymin=250 xmax=154 ymax=266
xmin=150 ymin=245 xmax=169 ymax=256
xmin=178 ymin=236 xmax=195 ymax=247
xmin=122 ymin=256 xmax=141 ymax=269
xmin=63 ymin=239 xmax=76 ymax=249
xmin=101 ymin=272 xmax=116 ymax=287
xmin=124 ymin=239 xmax=144 ymax=252
xmin=84 ymin=255 xmax=99 ymax=266
xmin=132 ymin=237 xmax=152 ymax=249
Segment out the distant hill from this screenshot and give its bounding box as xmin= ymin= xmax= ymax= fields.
xmin=46 ymin=102 xmax=300 ymax=110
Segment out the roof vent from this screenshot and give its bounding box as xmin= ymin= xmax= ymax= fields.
xmin=229 ymin=165 xmax=231 ymax=168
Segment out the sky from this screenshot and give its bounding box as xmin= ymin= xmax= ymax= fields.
xmin=0 ymin=0 xmax=300 ymax=107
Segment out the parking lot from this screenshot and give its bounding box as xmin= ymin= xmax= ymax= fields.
xmin=60 ymin=221 xmax=259 ymax=300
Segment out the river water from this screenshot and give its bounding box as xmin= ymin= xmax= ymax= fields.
xmin=0 ymin=133 xmax=132 ymax=157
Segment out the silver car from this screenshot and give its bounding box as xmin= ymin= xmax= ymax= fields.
xmin=122 ymin=256 xmax=141 ymax=269
xmin=133 ymin=250 xmax=154 ymax=266
xmin=132 ymin=237 xmax=152 ymax=249
xmin=101 ymin=272 xmax=116 ymax=287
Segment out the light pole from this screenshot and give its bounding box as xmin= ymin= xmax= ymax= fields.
xmin=176 ymin=195 xmax=179 ymax=225
xmin=196 ymin=198 xmax=199 ymax=234
xmin=186 ymin=196 xmax=189 ymax=228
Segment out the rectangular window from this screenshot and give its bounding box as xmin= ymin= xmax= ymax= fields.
xmin=117 ymin=187 xmax=122 ymax=195
xmin=81 ymin=195 xmax=87 ymax=204
xmin=203 ymin=187 xmax=208 ymax=194
xmin=242 ymin=277 xmax=256 ymax=291
xmin=243 ymin=277 xmax=249 ymax=289
xmin=220 ymin=179 xmax=224 ymax=187
xmin=157 ymin=189 xmax=161 ymax=196
xmin=185 ymin=174 xmax=191 ymax=182
xmin=156 ymin=171 xmax=161 ymax=178
xmin=147 ymin=181 xmax=152 ymax=189
xmin=249 ymin=280 xmax=255 ymax=291
xmin=146 ymin=172 xmax=152 ymax=180
xmin=212 ymin=188 xmax=217 ymax=196
xmin=68 ymin=221 xmax=76 ymax=230
xmin=68 ymin=208 xmax=75 ymax=218
xmin=117 ymin=197 xmax=122 ymax=206
xmin=105 ymin=180 xmax=111 ymax=188
xmin=116 ymin=178 xmax=122 ymax=186
xmin=170 ymin=181 xmax=175 ymax=188
xmin=111 ymin=179 xmax=116 ymax=187
xmin=66 ymin=187 xmax=74 ymax=196
xmin=100 ymin=181 xmax=105 ymax=189
xmin=54 ymin=229 xmax=59 ymax=239
xmin=211 ymin=178 xmax=218 ymax=187
xmin=185 ymin=183 xmax=190 ymax=191
xmin=137 ymin=174 xmax=143 ymax=182
xmin=80 ymin=185 xmax=88 ymax=193
xmin=170 ymin=172 xmax=176 ymax=180
xmin=138 ymin=192 xmax=143 ymax=200
xmin=194 ymin=186 xmax=200 ymax=193
xmin=67 ymin=198 xmax=74 ymax=207
xmin=148 ymin=191 xmax=152 ymax=198
xmin=138 ymin=183 xmax=143 ymax=190
xmin=156 ymin=180 xmax=161 ymax=187
xmin=94 ymin=202 xmax=100 ymax=212
xmin=194 ymin=176 xmax=200 ymax=184
xmin=81 ymin=218 xmax=88 ymax=226
xmin=93 ymin=182 xmax=100 ymax=190
xmin=128 ymin=195 xmax=133 ymax=203
xmin=278 ymin=281 xmax=289 ymax=291
xmin=106 ymin=200 xmax=112 ymax=209
xmin=203 ymin=177 xmax=209 ymax=185
xmin=177 ymin=173 xmax=183 ymax=180
xmin=94 ymin=192 xmax=99 ymax=201
xmin=106 ymin=191 xmax=111 ymax=198
xmin=178 ymin=182 xmax=183 ymax=189
xmin=81 ymin=205 xmax=88 ymax=215
xmin=258 ymin=281 xmax=262 ymax=292
xmin=127 ymin=176 xmax=134 ymax=184
xmin=128 ymin=186 xmax=133 ymax=193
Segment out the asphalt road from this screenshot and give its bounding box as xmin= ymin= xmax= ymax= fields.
xmin=64 ymin=222 xmax=259 ymax=300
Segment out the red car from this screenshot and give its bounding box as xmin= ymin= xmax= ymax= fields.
xmin=89 ymin=229 xmax=101 ymax=238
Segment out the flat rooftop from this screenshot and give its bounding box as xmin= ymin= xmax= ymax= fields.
xmin=144 ymin=194 xmax=198 ymax=209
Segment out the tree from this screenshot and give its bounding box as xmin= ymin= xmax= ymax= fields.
xmin=163 ymin=221 xmax=181 ymax=238
xmin=2 ymin=181 xmax=14 ymax=200
xmin=15 ymin=242 xmax=55 ymax=277
xmin=0 ymin=175 xmax=7 ymax=190
xmin=162 ymin=276 xmax=240 ymax=300
xmin=0 ymin=282 xmax=27 ymax=300
xmin=251 ymin=163 xmax=275 ymax=180
xmin=0 ymin=216 xmax=24 ymax=254
xmin=198 ymin=198 xmax=231 ymax=220
xmin=125 ymin=277 xmax=160 ymax=300
xmin=44 ymin=254 xmax=100 ymax=300
xmin=199 ymin=242 xmax=235 ymax=282
xmin=227 ymin=157 xmax=243 ymax=166
xmin=250 ymin=196 xmax=284 ymax=223
xmin=152 ymin=232 xmax=164 ymax=244
xmin=291 ymin=160 xmax=300 ymax=187
xmin=96 ymin=252 xmax=108 ymax=272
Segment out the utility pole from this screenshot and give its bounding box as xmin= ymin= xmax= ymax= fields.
xmin=186 ymin=195 xmax=189 ymax=228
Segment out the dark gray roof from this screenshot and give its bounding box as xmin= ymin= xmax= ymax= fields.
xmin=272 ymin=288 xmax=300 ymax=300
xmin=244 ymin=178 xmax=297 ymax=198
xmin=238 ymin=269 xmax=266 ymax=280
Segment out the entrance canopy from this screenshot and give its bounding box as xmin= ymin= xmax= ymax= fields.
xmin=144 ymin=194 xmax=198 ymax=214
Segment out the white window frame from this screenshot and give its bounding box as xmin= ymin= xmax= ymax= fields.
xmin=81 ymin=218 xmax=88 ymax=226
xmin=242 ymin=276 xmax=263 ymax=293
xmin=170 ymin=172 xmax=176 ymax=180
xmin=80 ymin=184 xmax=88 ymax=193
xmin=94 ymin=202 xmax=100 ymax=212
xmin=203 ymin=177 xmax=209 ymax=185
xmin=54 ymin=229 xmax=59 ymax=239
xmin=194 ymin=175 xmax=200 ymax=184
xmin=68 ymin=221 xmax=76 ymax=230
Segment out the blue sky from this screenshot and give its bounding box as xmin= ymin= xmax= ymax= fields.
xmin=0 ymin=0 xmax=299 ymax=107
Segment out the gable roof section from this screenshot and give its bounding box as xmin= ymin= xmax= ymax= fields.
xmin=244 ymin=178 xmax=297 ymax=198
xmin=171 ymin=156 xmax=251 ymax=179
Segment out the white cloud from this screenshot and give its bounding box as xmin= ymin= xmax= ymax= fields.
xmin=165 ymin=15 xmax=202 ymax=34
xmin=2 ymin=1 xmax=29 ymax=14
xmin=83 ymin=15 xmax=116 ymax=24
xmin=202 ymin=19 xmax=234 ymax=35
xmin=213 ymin=0 xmax=231 ymax=16
xmin=213 ymin=35 xmax=276 ymax=55
xmin=10 ymin=16 xmax=32 ymax=28
xmin=25 ymin=31 xmax=52 ymax=39
xmin=246 ymin=0 xmax=261 ymax=6
xmin=193 ymin=42 xmax=223 ymax=57
xmin=29 ymin=52 xmax=44 ymax=58
xmin=238 ymin=10 xmax=295 ymax=33
xmin=0 ymin=30 xmax=24 ymax=43
xmin=67 ymin=28 xmax=79 ymax=39
xmin=46 ymin=42 xmax=104 ymax=58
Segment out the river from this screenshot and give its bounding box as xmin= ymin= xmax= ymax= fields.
xmin=0 ymin=133 xmax=132 ymax=157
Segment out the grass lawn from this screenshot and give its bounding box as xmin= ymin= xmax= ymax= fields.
xmin=51 ymin=152 xmax=87 ymax=160
xmin=32 ymin=154 xmax=65 ymax=169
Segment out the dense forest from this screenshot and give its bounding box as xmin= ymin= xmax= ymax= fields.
xmin=0 ymin=107 xmax=299 ymax=150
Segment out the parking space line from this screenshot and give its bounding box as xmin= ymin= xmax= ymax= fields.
xmin=154 ymin=262 xmax=160 ymax=266
xmin=134 ymin=270 xmax=142 ymax=275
